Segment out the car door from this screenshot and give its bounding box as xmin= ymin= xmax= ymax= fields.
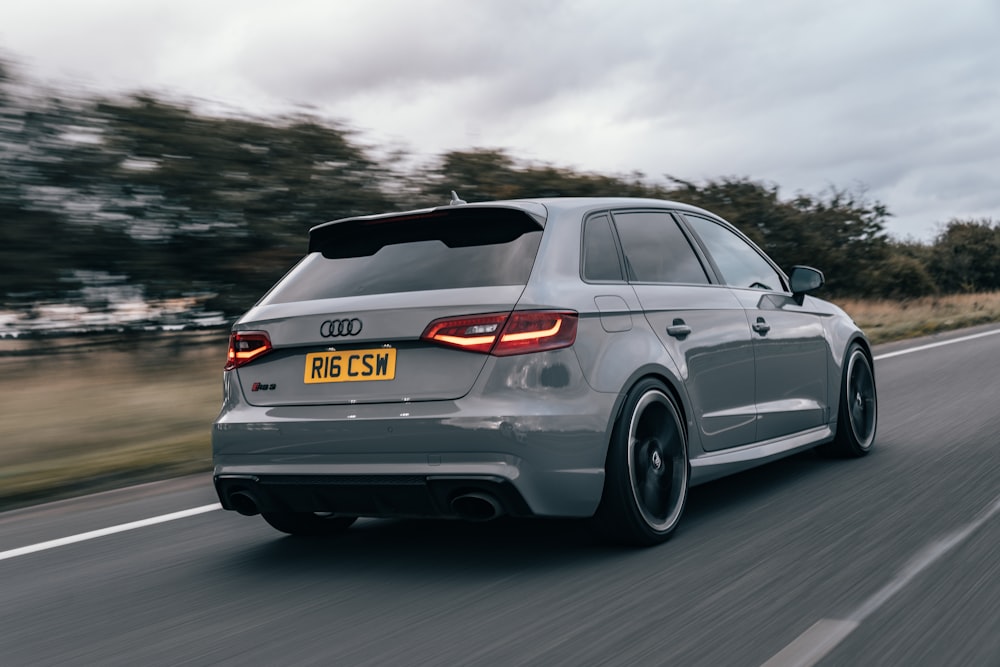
xmin=610 ymin=209 xmax=758 ymax=452
xmin=680 ymin=213 xmax=830 ymax=442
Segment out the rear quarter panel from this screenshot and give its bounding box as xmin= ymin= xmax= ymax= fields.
xmin=516 ymin=204 xmax=703 ymax=455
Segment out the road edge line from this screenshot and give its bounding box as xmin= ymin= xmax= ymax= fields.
xmin=0 ymin=503 xmax=221 ymax=562
xmin=873 ymin=328 xmax=1000 ymax=361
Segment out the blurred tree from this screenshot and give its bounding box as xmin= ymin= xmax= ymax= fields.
xmin=0 ymin=62 xmax=402 ymax=318
xmin=785 ymin=187 xmax=891 ymax=296
xmin=866 ymin=251 xmax=938 ymax=299
xmin=0 ymin=60 xmax=97 ymax=302
xmin=928 ymin=219 xmax=1000 ymax=292
xmin=97 ymin=98 xmax=394 ymax=303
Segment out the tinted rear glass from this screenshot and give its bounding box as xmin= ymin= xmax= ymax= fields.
xmin=613 ymin=211 xmax=709 ymax=284
xmin=260 ymin=208 xmax=543 ymax=304
xmin=582 ymin=214 xmax=624 ymax=281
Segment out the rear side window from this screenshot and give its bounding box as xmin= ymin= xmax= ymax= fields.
xmin=612 ymin=211 xmax=709 ymax=284
xmin=261 ymin=208 xmax=543 ymax=304
xmin=582 ymin=214 xmax=623 ymax=281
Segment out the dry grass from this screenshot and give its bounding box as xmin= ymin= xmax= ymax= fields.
xmin=833 ymin=291 xmax=1000 ymax=344
xmin=3 ymin=293 xmax=1000 ymax=509
xmin=0 ymin=332 xmax=226 ymax=509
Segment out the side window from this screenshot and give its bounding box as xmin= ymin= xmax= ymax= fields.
xmin=613 ymin=211 xmax=709 ymax=284
xmin=582 ymin=214 xmax=624 ymax=281
xmin=682 ymin=214 xmax=785 ymax=291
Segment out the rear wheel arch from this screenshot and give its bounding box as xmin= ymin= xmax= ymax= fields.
xmin=610 ymin=369 xmax=691 ymax=446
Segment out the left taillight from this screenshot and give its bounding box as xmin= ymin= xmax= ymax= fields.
xmin=421 ymin=311 xmax=578 ymax=356
xmin=225 ymin=331 xmax=272 ymax=370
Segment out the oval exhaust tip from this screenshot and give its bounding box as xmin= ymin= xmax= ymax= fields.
xmin=450 ymin=492 xmax=502 ymax=521
xmin=229 ymin=490 xmax=261 ymax=516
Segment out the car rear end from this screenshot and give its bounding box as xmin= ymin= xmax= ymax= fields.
xmin=212 ymin=202 xmax=617 ymax=523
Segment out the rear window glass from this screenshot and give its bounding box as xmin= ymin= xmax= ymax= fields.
xmin=582 ymin=214 xmax=624 ymax=281
xmin=260 ymin=208 xmax=543 ymax=303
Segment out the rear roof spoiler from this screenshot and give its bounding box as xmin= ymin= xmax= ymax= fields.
xmin=308 ymin=205 xmax=546 ymax=257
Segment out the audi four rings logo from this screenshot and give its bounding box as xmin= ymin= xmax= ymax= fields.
xmin=320 ymin=318 xmax=363 ymax=337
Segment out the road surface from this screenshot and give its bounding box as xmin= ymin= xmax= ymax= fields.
xmin=2 ymin=325 xmax=999 ymax=666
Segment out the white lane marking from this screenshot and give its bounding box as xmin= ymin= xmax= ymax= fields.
xmin=0 ymin=503 xmax=221 ymax=562
xmin=848 ymin=493 xmax=1000 ymax=623
xmin=760 ymin=619 xmax=858 ymax=667
xmin=873 ymin=328 xmax=1000 ymax=361
xmin=762 ymin=493 xmax=1000 ymax=667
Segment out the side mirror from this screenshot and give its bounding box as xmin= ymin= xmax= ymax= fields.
xmin=789 ymin=265 xmax=824 ymax=299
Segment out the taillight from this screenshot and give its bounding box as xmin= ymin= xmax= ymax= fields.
xmin=494 ymin=311 xmax=578 ymax=356
xmin=421 ymin=311 xmax=577 ymax=356
xmin=225 ymin=331 xmax=272 ymax=370
xmin=420 ymin=313 xmax=508 ymax=354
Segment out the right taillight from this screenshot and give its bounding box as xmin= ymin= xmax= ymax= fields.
xmin=421 ymin=311 xmax=577 ymax=356
xmin=225 ymin=331 xmax=272 ymax=370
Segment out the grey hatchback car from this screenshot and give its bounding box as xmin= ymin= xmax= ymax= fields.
xmin=212 ymin=197 xmax=877 ymax=545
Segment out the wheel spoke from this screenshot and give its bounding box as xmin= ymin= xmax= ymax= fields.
xmin=633 ymin=439 xmax=650 ymax=481
xmin=641 ymin=476 xmax=664 ymax=516
xmin=851 ymin=401 xmax=865 ymax=431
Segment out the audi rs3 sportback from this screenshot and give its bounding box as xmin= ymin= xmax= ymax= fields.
xmin=212 ymin=197 xmax=877 ymax=545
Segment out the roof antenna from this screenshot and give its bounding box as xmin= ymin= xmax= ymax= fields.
xmin=449 ymin=190 xmax=467 ymax=206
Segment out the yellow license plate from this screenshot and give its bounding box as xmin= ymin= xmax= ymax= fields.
xmin=304 ymin=348 xmax=397 ymax=384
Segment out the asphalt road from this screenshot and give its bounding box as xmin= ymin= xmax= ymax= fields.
xmin=2 ymin=325 xmax=1000 ymax=666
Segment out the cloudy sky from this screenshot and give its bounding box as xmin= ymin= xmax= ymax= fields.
xmin=2 ymin=0 xmax=998 ymax=240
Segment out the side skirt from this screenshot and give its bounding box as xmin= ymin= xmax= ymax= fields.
xmin=689 ymin=425 xmax=833 ymax=486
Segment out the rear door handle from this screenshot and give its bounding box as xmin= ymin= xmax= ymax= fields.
xmin=667 ymin=319 xmax=691 ymax=338
xmin=752 ymin=317 xmax=770 ymax=335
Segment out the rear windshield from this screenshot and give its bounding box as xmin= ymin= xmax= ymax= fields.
xmin=260 ymin=208 xmax=543 ymax=304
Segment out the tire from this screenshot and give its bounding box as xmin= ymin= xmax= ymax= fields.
xmin=261 ymin=511 xmax=357 ymax=537
xmin=594 ymin=379 xmax=689 ymax=546
xmin=821 ymin=343 xmax=877 ymax=458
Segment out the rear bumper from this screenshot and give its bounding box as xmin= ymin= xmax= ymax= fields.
xmin=213 ymin=472 xmax=534 ymax=520
xmin=212 ymin=379 xmax=620 ymax=518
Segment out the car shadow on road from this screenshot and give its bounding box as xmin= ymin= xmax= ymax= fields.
xmin=227 ymin=515 xmax=611 ymax=574
xmin=684 ymin=449 xmax=838 ymax=523
xmin=214 ymin=449 xmax=855 ymax=577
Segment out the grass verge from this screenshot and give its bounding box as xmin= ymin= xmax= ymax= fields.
xmin=834 ymin=291 xmax=1000 ymax=344
xmin=0 ymin=331 xmax=224 ymax=510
